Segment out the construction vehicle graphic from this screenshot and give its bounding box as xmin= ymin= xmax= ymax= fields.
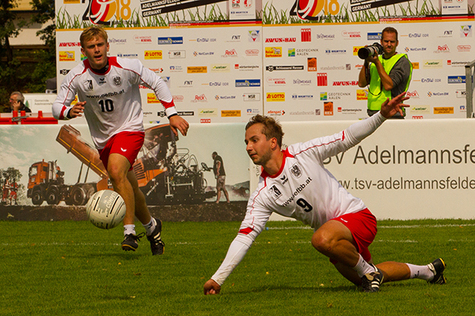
xmin=27 ymin=124 xmax=214 ymax=205
xmin=27 ymin=125 xmax=108 ymax=206
xmin=133 ymin=124 xmax=215 ymax=204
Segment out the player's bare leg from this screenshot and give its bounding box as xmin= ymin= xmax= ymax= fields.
xmin=377 ymin=259 xmax=446 ymax=284
xmin=311 ymin=220 xmax=383 ymax=291
xmin=311 ymin=220 xmax=360 ymax=267
xmin=376 ymin=262 xmax=410 ymax=282
xmin=108 ymin=153 xmax=144 ymax=251
xmin=128 ymin=168 xmax=165 ymax=255
xmin=312 ymin=220 xmax=446 ymax=289
xmin=127 ymin=170 xmax=151 ymax=224
xmin=108 ymin=154 xmax=137 ymax=225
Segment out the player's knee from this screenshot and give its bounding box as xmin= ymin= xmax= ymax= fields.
xmin=107 ymin=168 xmax=127 ymax=185
xmin=311 ymin=231 xmax=332 ymax=253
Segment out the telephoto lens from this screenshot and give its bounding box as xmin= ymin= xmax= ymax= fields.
xmin=358 ymin=42 xmax=384 ymax=59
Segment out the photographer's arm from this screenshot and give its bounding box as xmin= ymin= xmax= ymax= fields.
xmin=358 ymin=61 xmax=369 ymax=87
xmin=370 ymin=55 xmax=394 ymax=91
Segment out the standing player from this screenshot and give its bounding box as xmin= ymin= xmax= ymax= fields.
xmin=204 ymin=93 xmax=446 ymax=294
xmin=52 ymin=26 xmax=189 ymax=255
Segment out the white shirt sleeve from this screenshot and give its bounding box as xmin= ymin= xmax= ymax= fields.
xmin=211 ymin=233 xmax=255 ymax=286
xmin=289 ymin=111 xmax=386 ymax=163
xmin=137 ymin=63 xmax=178 ymax=117
xmin=344 ymin=112 xmax=386 ymax=146
xmin=52 ymin=65 xmax=82 ymax=120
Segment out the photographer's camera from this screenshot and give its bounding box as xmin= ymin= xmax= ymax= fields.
xmin=358 ymin=42 xmax=383 ymax=59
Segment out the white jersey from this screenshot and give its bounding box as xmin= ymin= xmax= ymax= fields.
xmin=52 ymin=57 xmax=177 ymax=149
xmin=211 ymin=113 xmax=386 ymax=285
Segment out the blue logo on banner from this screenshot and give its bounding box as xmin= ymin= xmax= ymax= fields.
xmin=448 ymin=76 xmax=466 ymax=84
xmin=235 ymin=79 xmax=261 ymax=87
xmin=367 ymin=32 xmax=381 ymax=40
xmin=158 ymin=37 xmax=184 ymax=44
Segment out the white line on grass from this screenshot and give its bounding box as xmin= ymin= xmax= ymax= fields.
xmin=3 ymin=238 xmax=474 ymax=248
xmin=1 ymin=223 xmax=473 ymax=247
xmin=265 ymin=223 xmax=475 ymax=230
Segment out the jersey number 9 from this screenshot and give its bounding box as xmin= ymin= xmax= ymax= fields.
xmin=296 ymin=198 xmax=313 ymax=212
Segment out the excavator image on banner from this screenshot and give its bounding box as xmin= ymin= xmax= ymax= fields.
xmin=134 ymin=124 xmax=216 ymax=204
xmin=27 ymin=124 xmax=215 ymax=206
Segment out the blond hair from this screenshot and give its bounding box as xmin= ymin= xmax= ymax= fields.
xmin=80 ymin=26 xmax=108 ymax=48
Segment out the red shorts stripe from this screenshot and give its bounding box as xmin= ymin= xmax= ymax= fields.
xmin=98 ymin=131 xmax=144 ymax=171
xmin=330 ymin=209 xmax=377 ymax=264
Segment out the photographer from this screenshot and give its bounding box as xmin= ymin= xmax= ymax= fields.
xmin=358 ymin=27 xmax=412 ymax=118
xmin=7 ymin=91 xmax=31 ymax=113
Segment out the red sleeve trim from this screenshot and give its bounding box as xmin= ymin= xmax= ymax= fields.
xmin=161 ymin=99 xmax=176 ymax=109
xmin=238 ymin=227 xmax=254 ymax=235
xmin=59 ymin=106 xmax=67 ymax=120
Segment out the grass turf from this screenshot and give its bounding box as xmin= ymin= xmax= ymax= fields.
xmin=0 ymin=219 xmax=472 ymax=315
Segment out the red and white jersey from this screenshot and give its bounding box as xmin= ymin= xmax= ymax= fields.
xmin=241 ymin=135 xmax=368 ymax=236
xmin=52 ymin=57 xmax=177 ymax=149
xmin=211 ymin=113 xmax=386 ymax=285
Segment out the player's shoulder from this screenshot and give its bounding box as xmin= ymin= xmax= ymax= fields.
xmin=62 ymin=62 xmax=87 ymax=83
xmin=285 ymin=141 xmax=310 ymax=156
xmin=113 ymin=56 xmax=143 ymax=71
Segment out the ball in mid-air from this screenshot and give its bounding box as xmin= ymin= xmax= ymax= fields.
xmin=86 ymin=190 xmax=126 ymax=229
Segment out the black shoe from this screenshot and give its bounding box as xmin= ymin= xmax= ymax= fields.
xmin=361 ymin=266 xmax=384 ymax=292
xmin=121 ymin=233 xmax=145 ymax=251
xmin=428 ymin=258 xmax=446 ymax=284
xmin=147 ymin=218 xmax=165 ymax=255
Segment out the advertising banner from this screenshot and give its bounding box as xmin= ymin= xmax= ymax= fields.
xmin=262 ymin=21 xmax=473 ymax=121
xmin=55 ymin=0 xmax=473 ymax=123
xmin=0 ymin=123 xmax=250 ymax=209
xmin=56 ymin=24 xmax=264 ymax=124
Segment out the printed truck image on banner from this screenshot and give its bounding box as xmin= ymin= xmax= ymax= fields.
xmin=0 ymin=123 xmax=250 ymax=208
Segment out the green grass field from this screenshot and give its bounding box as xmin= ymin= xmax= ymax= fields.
xmin=1 ymin=219 xmax=473 ymax=315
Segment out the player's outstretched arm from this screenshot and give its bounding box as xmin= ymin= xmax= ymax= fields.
xmin=204 ymin=279 xmax=221 ymax=295
xmin=169 ymin=115 xmax=189 ymax=136
xmin=380 ymin=92 xmax=410 ymax=119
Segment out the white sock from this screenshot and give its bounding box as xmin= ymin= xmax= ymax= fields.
xmin=406 ymin=263 xmax=433 ymax=280
xmin=143 ymin=218 xmax=156 ymax=236
xmin=124 ymin=224 xmax=136 ymax=236
xmin=353 ymin=254 xmax=376 ymax=277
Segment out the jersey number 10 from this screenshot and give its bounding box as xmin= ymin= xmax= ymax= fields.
xmin=99 ymin=99 xmax=114 ymax=112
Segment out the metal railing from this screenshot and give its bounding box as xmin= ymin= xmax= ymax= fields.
xmin=466 ymin=60 xmax=475 ymax=118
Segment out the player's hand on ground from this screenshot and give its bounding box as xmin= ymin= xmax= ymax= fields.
xmin=169 ymin=115 xmax=189 ymax=136
xmin=380 ymin=92 xmax=410 ymax=119
xmin=68 ymin=102 xmax=86 ymax=118
xmin=204 ymin=279 xmax=221 ymax=295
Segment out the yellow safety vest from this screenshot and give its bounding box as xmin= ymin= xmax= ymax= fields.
xmin=368 ymin=53 xmax=412 ymax=111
